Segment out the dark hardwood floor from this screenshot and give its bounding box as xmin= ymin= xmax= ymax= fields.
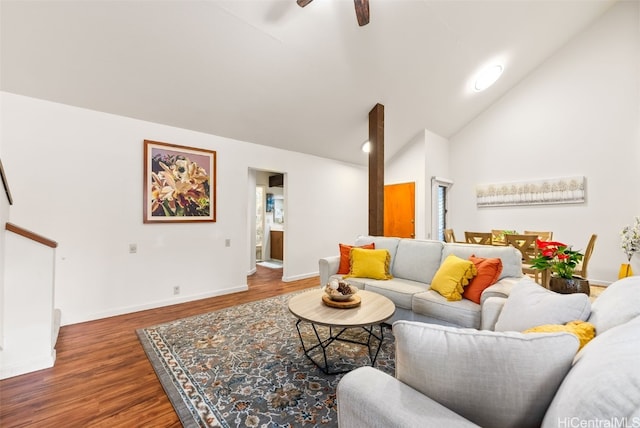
xmin=0 ymin=266 xmax=319 ymax=427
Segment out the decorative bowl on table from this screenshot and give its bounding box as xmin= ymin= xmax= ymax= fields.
xmin=324 ymin=280 xmax=358 ymax=301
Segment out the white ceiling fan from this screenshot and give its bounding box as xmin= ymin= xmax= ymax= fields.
xmin=297 ymin=0 xmax=370 ymax=26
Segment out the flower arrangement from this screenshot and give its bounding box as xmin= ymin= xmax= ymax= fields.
xmin=530 ymin=239 xmax=584 ymax=279
xmin=150 ymin=153 xmax=210 ymax=217
xmin=621 ymin=216 xmax=640 ymax=262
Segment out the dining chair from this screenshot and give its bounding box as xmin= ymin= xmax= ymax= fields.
xmin=444 ymin=229 xmax=457 ymax=243
xmin=523 ymin=230 xmax=553 ymax=241
xmin=505 ymin=234 xmax=541 ymax=283
xmin=573 ymin=234 xmax=597 ymax=280
xmin=464 ymin=232 xmax=492 ymax=245
xmin=491 ymin=229 xmax=507 ymax=246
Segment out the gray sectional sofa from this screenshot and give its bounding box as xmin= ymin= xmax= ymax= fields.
xmin=319 ymin=235 xmax=524 ymax=328
xmin=337 ymin=276 xmax=640 ymax=428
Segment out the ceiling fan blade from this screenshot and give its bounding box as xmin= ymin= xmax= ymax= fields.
xmin=354 ymin=0 xmax=370 ymax=26
xmin=297 ymin=0 xmax=313 ymax=7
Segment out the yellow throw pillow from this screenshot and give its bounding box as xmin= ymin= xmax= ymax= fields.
xmin=430 ymin=254 xmax=477 ymax=301
xmin=524 ymin=320 xmax=596 ymax=350
xmin=344 ymin=248 xmax=393 ymax=280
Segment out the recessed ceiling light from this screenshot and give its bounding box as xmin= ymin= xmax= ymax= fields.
xmin=361 ymin=141 xmax=371 ymax=153
xmin=474 ymin=64 xmax=503 ymax=92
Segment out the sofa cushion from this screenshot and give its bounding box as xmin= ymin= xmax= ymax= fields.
xmin=494 ymin=279 xmax=591 ymax=332
xmin=443 ymin=243 xmax=523 ymax=280
xmin=463 ymin=255 xmax=503 ymax=304
xmin=588 ymin=276 xmax=640 ymax=334
xmin=542 ymin=315 xmax=640 ymax=427
xmin=391 ymin=239 xmax=443 ymax=283
xmin=338 ymin=242 xmax=374 ymax=274
xmin=365 ymin=278 xmax=429 ymax=310
xmin=430 ymin=254 xmax=477 ymax=301
xmin=344 ymin=248 xmax=392 ymax=280
xmin=393 ymin=321 xmax=579 ymax=428
xmin=412 ymin=290 xmax=481 ymax=328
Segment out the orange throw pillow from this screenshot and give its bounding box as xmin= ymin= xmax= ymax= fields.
xmin=338 ymin=243 xmax=374 ymax=274
xmin=463 ymin=255 xmax=503 ymax=304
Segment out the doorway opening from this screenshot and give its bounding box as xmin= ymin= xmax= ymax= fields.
xmin=249 ymin=169 xmax=286 ymax=274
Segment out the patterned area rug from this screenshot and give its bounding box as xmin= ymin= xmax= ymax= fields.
xmin=137 ymin=292 xmax=395 ymax=427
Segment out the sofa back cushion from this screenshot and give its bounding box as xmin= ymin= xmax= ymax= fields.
xmin=494 ymin=279 xmax=591 ymax=332
xmin=355 ymin=236 xmax=401 ymax=271
xmin=392 ymin=239 xmax=443 ymax=283
xmin=443 ymin=243 xmax=523 ymax=279
xmin=588 ymin=276 xmax=640 ymax=334
xmin=394 ymin=320 xmax=579 ymax=428
xmin=542 ymin=314 xmax=640 ymax=427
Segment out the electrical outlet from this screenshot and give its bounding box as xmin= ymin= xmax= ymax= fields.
xmin=225 ymin=238 xmax=231 ymax=247
xmin=129 ymin=243 xmax=137 ymax=254
xmin=173 ymin=286 xmax=180 ymax=295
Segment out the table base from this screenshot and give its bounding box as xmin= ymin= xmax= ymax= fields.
xmin=294 ymin=320 xmax=387 ymax=375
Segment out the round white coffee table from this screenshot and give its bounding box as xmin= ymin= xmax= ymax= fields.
xmin=288 ymin=289 xmax=395 ymax=374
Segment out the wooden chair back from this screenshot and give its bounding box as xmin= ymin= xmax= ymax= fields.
xmin=505 ymin=234 xmax=538 ymax=263
xmin=506 ymin=233 xmax=541 ymax=283
xmin=523 ymin=230 xmax=553 ymax=241
xmin=574 ymin=234 xmax=597 ymax=279
xmin=464 ymin=232 xmax=492 ymax=245
xmin=444 ymin=229 xmax=457 ymax=243
xmin=491 ymin=229 xmax=507 ymax=245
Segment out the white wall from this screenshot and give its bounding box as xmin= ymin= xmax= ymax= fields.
xmin=386 ymin=128 xmax=450 ymax=240
xmin=386 ymin=131 xmax=427 ymax=239
xmin=0 ymin=90 xmax=8 ymax=348
xmin=0 ymin=92 xmax=368 ymax=325
xmin=449 ymin=1 xmax=640 ymax=284
xmin=424 ymin=129 xmax=451 ymax=240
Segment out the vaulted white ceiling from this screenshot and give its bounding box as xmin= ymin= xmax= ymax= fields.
xmin=0 ymin=0 xmax=617 ymax=165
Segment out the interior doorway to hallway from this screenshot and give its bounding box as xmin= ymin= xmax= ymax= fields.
xmin=248 ymin=168 xmax=286 ymax=276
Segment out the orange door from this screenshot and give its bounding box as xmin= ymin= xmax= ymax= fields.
xmin=384 ymin=182 xmax=415 ymax=238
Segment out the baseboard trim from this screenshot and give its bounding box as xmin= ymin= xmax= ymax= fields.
xmin=63 ymin=285 xmax=249 ymax=326
xmin=283 ymin=271 xmax=319 ymax=282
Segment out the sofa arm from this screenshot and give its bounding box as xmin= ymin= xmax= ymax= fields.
xmin=479 ymin=276 xmax=520 ymax=305
xmin=337 ymin=366 xmax=479 ymax=428
xmin=480 ymin=296 xmax=507 ymax=330
xmin=319 ymin=255 xmax=340 ymax=287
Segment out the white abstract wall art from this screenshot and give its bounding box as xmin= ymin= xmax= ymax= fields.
xmin=476 ymin=176 xmax=585 ymax=207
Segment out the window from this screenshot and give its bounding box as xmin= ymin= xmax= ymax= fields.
xmin=431 ymin=177 xmax=453 ymax=241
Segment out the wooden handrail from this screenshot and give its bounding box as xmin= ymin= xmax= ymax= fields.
xmin=5 ymin=222 xmax=58 ymax=248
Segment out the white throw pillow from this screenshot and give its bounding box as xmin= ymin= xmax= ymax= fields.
xmin=494 ymin=279 xmax=591 ymax=332
xmin=588 ymin=276 xmax=640 ymax=334
xmin=393 ymin=320 xmax=579 ymax=428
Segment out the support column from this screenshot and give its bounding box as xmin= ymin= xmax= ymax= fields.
xmin=368 ymin=103 xmax=384 ymax=236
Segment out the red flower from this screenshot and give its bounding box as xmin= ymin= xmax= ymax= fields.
xmin=536 ymin=239 xmax=567 ymax=250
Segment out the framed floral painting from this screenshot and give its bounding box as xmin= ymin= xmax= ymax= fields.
xmin=143 ymin=140 xmax=216 ymax=223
